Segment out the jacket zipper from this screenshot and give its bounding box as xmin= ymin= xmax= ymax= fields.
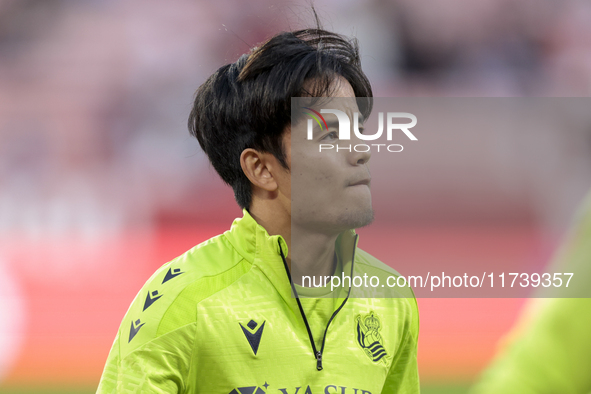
xmin=278 ymin=236 xmax=357 ymax=371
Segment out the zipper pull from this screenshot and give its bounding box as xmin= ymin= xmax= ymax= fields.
xmin=316 ymin=351 xmax=323 ymax=371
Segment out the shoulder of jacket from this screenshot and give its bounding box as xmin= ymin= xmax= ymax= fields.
xmin=116 ymin=233 xmax=252 ymax=358
xmin=352 ymin=248 xmax=418 ymax=310
xmin=354 ymin=248 xmax=403 ymax=277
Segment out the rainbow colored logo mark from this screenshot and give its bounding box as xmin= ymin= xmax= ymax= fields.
xmin=303 ymin=107 xmax=328 ymax=138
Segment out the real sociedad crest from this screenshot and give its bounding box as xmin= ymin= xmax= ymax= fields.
xmin=355 ymin=311 xmax=387 ymax=363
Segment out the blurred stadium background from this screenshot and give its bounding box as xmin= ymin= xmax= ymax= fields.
xmin=1 ymin=0 xmax=591 ymax=392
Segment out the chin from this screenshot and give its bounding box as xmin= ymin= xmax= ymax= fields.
xmin=336 ymin=206 xmax=374 ymax=230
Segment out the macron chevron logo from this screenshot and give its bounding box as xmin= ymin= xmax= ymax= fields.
xmin=240 ymin=320 xmax=266 ymax=355
xmin=162 ymin=267 xmax=184 ymax=284
xmin=129 ymin=319 xmax=145 ymax=342
xmin=143 ymin=290 xmax=162 ymax=311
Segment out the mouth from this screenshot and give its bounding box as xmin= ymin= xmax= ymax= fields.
xmin=349 ymin=178 xmax=371 ymax=187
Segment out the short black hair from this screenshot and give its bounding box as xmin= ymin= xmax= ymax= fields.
xmin=188 ymin=28 xmax=373 ymax=210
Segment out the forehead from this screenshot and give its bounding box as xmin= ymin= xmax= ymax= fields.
xmin=325 ymin=78 xmax=358 ymax=116
xmin=287 ymin=76 xmax=360 ymax=139
xmin=297 ymin=77 xmax=359 ymax=121
xmin=300 ymin=74 xmax=355 ymax=96
xmin=330 ymin=75 xmax=355 ymax=97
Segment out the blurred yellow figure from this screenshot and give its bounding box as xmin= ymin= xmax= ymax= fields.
xmin=470 ymin=191 xmax=591 ymax=394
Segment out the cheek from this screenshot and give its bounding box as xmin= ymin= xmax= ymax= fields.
xmin=292 ymin=163 xmax=341 ymax=208
xmin=292 ymin=160 xmax=332 ymax=189
xmin=290 ymin=143 xmax=346 ymax=201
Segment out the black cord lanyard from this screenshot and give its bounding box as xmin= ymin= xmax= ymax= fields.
xmin=277 ymin=236 xmax=357 ymax=370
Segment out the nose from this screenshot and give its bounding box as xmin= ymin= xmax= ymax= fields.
xmin=356 ymin=147 xmax=371 ymax=165
xmin=349 ymin=132 xmax=371 ymax=166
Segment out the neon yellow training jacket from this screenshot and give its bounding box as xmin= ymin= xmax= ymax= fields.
xmin=97 ymin=210 xmax=420 ymax=394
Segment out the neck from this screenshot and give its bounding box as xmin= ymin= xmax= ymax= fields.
xmin=249 ymin=202 xmax=338 ymax=286
xmin=290 ymin=227 xmax=338 ymax=286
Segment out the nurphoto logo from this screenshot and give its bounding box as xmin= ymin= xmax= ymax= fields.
xmin=304 ymin=107 xmax=418 ymax=153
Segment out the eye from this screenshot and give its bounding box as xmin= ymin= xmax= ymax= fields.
xmin=321 ymin=130 xmax=339 ymax=141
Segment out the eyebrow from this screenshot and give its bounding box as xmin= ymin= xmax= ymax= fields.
xmin=308 ymin=118 xmax=339 ymax=135
xmin=324 ymin=113 xmax=365 ymax=127
xmin=325 ymin=119 xmax=340 ymax=129
xmin=309 ymin=111 xmax=364 ymax=134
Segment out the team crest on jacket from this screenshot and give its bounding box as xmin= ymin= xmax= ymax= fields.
xmin=355 ymin=311 xmax=387 ymax=363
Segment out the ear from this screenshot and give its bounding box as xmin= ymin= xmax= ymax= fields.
xmin=240 ymin=148 xmax=278 ymax=192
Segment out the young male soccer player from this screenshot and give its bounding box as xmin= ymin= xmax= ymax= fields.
xmin=97 ymin=28 xmax=419 ymax=394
